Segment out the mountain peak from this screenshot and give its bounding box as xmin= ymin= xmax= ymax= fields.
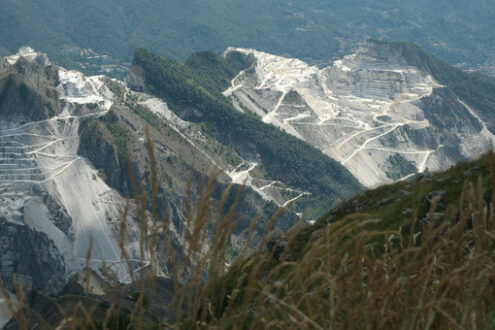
xmin=5 ymin=46 xmax=50 ymax=66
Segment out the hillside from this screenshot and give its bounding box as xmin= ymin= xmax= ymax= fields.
xmin=224 ymin=40 xmax=495 ymax=187
xmin=385 ymin=41 xmax=495 ymax=132
xmin=0 ymin=48 xmax=307 ymax=300
xmin=0 ymin=0 xmax=494 ymax=73
xmin=130 ymin=48 xmax=363 ymax=216
xmin=5 ymin=152 xmax=495 ymax=329
xmin=205 ymin=153 xmax=495 ymax=329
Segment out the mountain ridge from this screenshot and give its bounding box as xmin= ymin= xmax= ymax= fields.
xmin=0 ymin=48 xmax=305 ymax=298
xmin=1 ymin=0 xmax=494 ymax=75
xmin=130 ymin=47 xmax=363 ymax=214
xmin=222 ymin=40 xmax=495 ymax=187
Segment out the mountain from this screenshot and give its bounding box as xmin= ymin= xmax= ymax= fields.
xmin=0 ymin=1 xmax=494 ymax=74
xmin=2 ymin=40 xmax=495 ymax=327
xmin=0 ymin=48 xmax=307 ymax=296
xmin=223 ymin=40 xmax=495 ymax=187
xmin=129 ymin=48 xmax=362 ymax=214
xmin=0 ymin=45 xmax=363 ymax=302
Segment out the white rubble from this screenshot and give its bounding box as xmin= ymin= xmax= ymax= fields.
xmin=1 ymin=47 xmax=307 ymax=293
xmin=5 ymin=46 xmax=50 ymax=66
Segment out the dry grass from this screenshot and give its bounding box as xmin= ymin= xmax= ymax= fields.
xmin=2 ymin=134 xmax=495 ymax=329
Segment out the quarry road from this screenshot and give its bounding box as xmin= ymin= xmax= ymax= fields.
xmin=342 ymin=123 xmax=404 ymax=164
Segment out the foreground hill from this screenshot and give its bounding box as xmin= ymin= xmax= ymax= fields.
xmin=5 ymin=151 xmax=495 ymax=329
xmin=209 ymin=153 xmax=495 ymax=329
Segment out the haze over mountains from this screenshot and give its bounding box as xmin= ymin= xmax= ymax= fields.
xmin=1 ymin=0 xmax=494 ymax=74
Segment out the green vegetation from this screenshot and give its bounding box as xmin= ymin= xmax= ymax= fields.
xmin=184 ymin=50 xmax=255 ymax=95
xmin=1 ymin=0 xmax=494 ymax=71
xmin=283 ymin=90 xmax=303 ymax=104
xmin=132 ymin=48 xmax=362 ymax=214
xmin=101 ymin=110 xmax=130 ymax=161
xmin=0 ymin=73 xmax=13 ymax=104
xmin=18 ymin=82 xmax=29 ymax=100
xmin=4 ymin=148 xmax=495 ymax=329
xmin=0 ymin=65 xmax=60 ymax=120
xmin=213 ymin=153 xmax=495 ymax=328
xmin=384 ymin=40 xmax=495 ymax=132
xmin=385 ymin=153 xmax=417 ymax=180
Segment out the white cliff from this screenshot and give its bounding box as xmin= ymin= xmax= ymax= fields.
xmin=0 ymin=51 xmax=143 ymax=285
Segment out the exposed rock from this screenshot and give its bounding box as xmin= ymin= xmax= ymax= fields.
xmin=0 ymin=57 xmax=9 ymax=73
xmin=224 ymin=41 xmax=495 ymax=188
xmin=426 ymin=190 xmax=446 ymax=203
xmin=78 ymin=115 xmax=130 ymax=194
xmin=0 ymin=49 xmax=145 ymax=290
xmin=5 ymin=47 xmax=51 ymax=67
xmin=0 ymin=219 xmax=66 ymax=293
xmin=1 ymin=47 xmax=302 ymax=294
xmin=126 ymin=65 xmax=146 ymax=92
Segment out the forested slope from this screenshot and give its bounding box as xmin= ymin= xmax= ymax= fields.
xmin=131 ymin=48 xmax=363 ymax=215
xmin=1 ymin=0 xmax=494 ymax=68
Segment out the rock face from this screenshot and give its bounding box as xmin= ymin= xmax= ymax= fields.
xmin=224 ymin=41 xmax=495 ymax=187
xmin=0 ymin=57 xmax=9 ymax=73
xmin=0 ymin=217 xmax=66 ymax=293
xmin=0 ymin=51 xmax=144 ymax=292
xmin=0 ymin=48 xmax=299 ymax=301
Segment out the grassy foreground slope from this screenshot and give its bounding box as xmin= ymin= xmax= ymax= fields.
xmin=207 ymin=153 xmax=495 ymax=329
xmin=131 ymin=48 xmax=363 ymax=215
xmin=4 ymin=153 xmax=495 ymax=329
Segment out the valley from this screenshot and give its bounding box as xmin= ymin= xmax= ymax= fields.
xmin=1 ymin=38 xmax=495 ymax=328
